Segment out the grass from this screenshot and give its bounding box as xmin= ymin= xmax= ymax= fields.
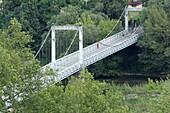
xmin=112 ymin=78 xmax=170 ymax=113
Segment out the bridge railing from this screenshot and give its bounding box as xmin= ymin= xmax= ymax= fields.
xmin=42 ymin=50 xmax=78 ymax=70
xmin=42 ymin=29 xmax=128 ymax=71
xmin=55 ymin=29 xmax=142 ymax=82
xmin=42 ymin=27 xmax=143 ymax=82
xmin=83 ymin=29 xmax=128 ymax=55
xmin=83 ymin=32 xmax=141 ymax=68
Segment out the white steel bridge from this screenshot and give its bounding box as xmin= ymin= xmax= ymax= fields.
xmin=42 ymin=27 xmax=143 ymax=83
xmin=40 ymin=7 xmax=144 ymax=83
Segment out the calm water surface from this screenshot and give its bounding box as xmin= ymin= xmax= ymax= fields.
xmin=95 ymin=75 xmax=165 ymax=86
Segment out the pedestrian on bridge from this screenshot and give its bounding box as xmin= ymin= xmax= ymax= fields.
xmin=96 ymin=42 xmax=99 ymax=49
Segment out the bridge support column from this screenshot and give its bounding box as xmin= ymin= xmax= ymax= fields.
xmin=125 ymin=8 xmax=128 ymax=31
xmin=51 ymin=26 xmax=56 ymax=62
xmin=79 ymin=24 xmax=83 ymax=70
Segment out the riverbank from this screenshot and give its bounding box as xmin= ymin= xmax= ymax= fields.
xmin=94 ymin=74 xmax=168 ymax=86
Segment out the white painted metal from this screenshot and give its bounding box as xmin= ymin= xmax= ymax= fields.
xmin=125 ymin=7 xmax=143 ymax=30
xmin=42 ymin=27 xmax=143 ymax=83
xmin=79 ymin=25 xmax=83 ymax=69
xmin=50 ymin=25 xmax=83 ymax=67
xmin=51 ymin=26 xmax=56 ymax=62
xmin=51 ymin=25 xmax=80 ymax=31
xmin=125 ymin=9 xmax=128 ymax=30
xmin=126 ymin=8 xmax=143 ymax=12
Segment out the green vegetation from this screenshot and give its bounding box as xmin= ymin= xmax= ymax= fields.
xmin=137 ymin=0 xmax=170 ymax=75
xmin=21 ymin=70 xmax=130 ymax=113
xmin=0 ymin=18 xmax=44 ymax=111
xmin=116 ymin=77 xmax=170 ymax=113
xmin=0 ymin=0 xmax=170 ymax=112
xmin=2 ymin=67 xmax=170 ymax=112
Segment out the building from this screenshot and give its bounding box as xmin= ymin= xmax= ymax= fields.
xmin=128 ymin=0 xmax=142 ymax=8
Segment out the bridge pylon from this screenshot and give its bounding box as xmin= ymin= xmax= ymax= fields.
xmin=125 ymin=1 xmax=143 ymax=31
xmin=51 ymin=24 xmax=84 ymax=69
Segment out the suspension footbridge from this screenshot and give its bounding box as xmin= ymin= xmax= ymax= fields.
xmin=37 ymin=7 xmax=144 ymax=83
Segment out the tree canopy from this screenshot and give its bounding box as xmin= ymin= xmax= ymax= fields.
xmin=1 ymin=0 xmax=170 ymax=112
xmin=20 ymin=70 xmax=130 ymax=113
xmin=138 ymin=0 xmax=170 ymax=74
xmin=0 ymin=18 xmax=44 ymax=111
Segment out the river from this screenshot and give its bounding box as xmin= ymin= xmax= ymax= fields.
xmin=95 ymin=75 xmax=166 ymax=86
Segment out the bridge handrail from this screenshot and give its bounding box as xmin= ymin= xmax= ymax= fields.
xmin=54 ymin=31 xmax=142 ymax=82
xmin=42 ymin=29 xmax=128 ymax=70
xmin=83 ymin=33 xmax=141 ymax=67
xmin=83 ymin=29 xmax=128 ymax=51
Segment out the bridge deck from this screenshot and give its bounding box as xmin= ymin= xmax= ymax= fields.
xmin=42 ymin=27 xmax=143 ymax=83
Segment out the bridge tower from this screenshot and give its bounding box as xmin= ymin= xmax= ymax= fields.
xmin=51 ymin=24 xmax=83 ymax=69
xmin=125 ymin=0 xmax=143 ymax=30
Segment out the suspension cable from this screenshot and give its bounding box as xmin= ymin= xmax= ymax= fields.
xmin=34 ymin=6 xmax=128 ymax=60
xmin=34 ymin=29 xmax=51 ymax=58
xmin=97 ymin=6 xmax=127 ymax=47
xmin=103 ymin=6 xmax=127 ymax=39
xmin=64 ymin=30 xmax=78 ymax=56
xmin=99 ymin=26 xmax=140 ymax=47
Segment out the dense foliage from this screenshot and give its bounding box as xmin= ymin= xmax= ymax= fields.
xmin=117 ymin=77 xmax=170 ymax=113
xmin=21 ymin=70 xmax=130 ymax=113
xmin=1 ymin=0 xmax=168 ymax=77
xmin=138 ymin=0 xmax=170 ymax=74
xmin=0 ymin=0 xmax=128 ymax=75
xmin=0 ymin=18 xmax=45 ymax=111
xmin=0 ymin=0 xmax=170 ymax=112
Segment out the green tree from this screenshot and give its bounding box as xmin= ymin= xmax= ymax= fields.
xmin=97 ymin=17 xmax=121 ymax=39
xmin=0 ymin=0 xmax=42 ymax=53
xmin=47 ymin=7 xmax=119 ymax=58
xmin=0 ymin=0 xmax=61 ymax=55
xmin=81 ymin=14 xmax=99 ymax=46
xmin=21 ymin=70 xmax=130 ymax=113
xmin=102 ymin=0 xmax=126 ymax=19
xmin=20 ymin=84 xmax=64 ymax=112
xmin=138 ymin=3 xmax=170 ymax=74
xmin=48 ymin=5 xmax=82 ymax=25
xmin=88 ymin=53 xmax=123 ymax=77
xmin=0 ymin=0 xmax=40 ymax=35
xmin=46 ymin=5 xmax=82 ymax=58
xmin=91 ymin=2 xmax=104 ymax=13
xmin=0 ymin=18 xmax=44 ymax=112
xmin=38 ymin=0 xmax=60 ymax=26
xmin=148 ymin=79 xmax=170 ymax=113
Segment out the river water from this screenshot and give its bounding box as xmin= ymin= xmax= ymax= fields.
xmin=95 ymin=75 xmax=165 ymax=86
